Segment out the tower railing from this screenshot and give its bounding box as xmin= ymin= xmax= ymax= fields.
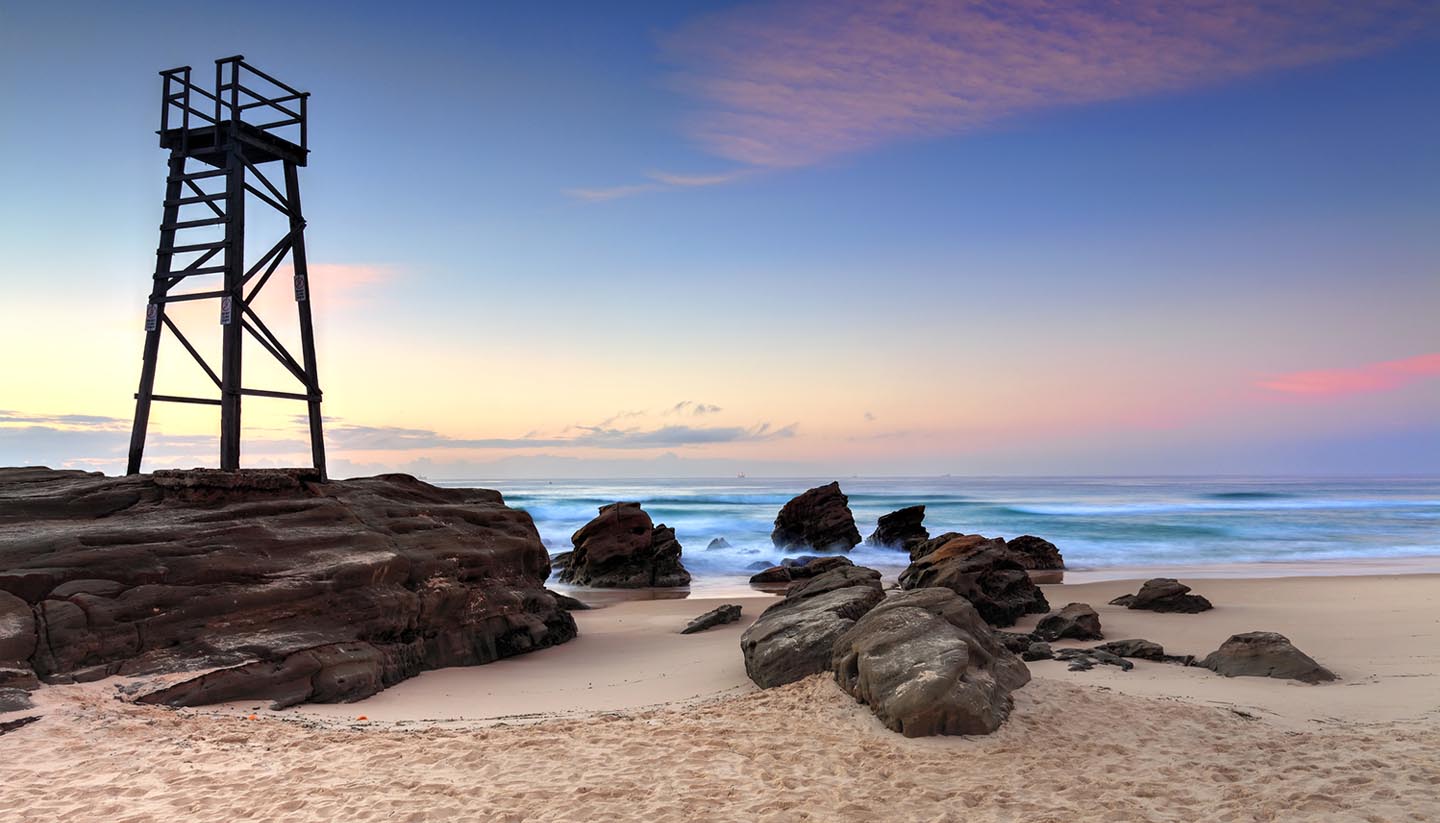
xmin=159 ymin=55 xmax=308 ymax=153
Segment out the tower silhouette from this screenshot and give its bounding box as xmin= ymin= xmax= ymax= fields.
xmin=127 ymin=56 xmax=326 ymax=479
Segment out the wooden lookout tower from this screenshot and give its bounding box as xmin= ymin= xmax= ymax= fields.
xmin=126 ymin=56 xmax=327 ymax=479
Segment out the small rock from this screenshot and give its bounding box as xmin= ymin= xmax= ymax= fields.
xmin=1034 ymin=603 xmax=1103 ymax=642
xmin=546 ymin=590 xmax=591 ymax=611
xmin=994 ymin=630 xmax=1036 ymax=654
xmin=748 ymin=555 xmax=853 ymax=586
xmin=0 ymin=687 xmax=34 ymax=713
xmin=1094 ymin=639 xmax=1165 ymax=660
xmin=1201 ymin=632 xmax=1335 ymax=684
xmin=706 ymin=538 xmax=732 ymax=551
xmin=681 ymin=604 xmax=742 ymax=634
xmin=1109 ymin=578 xmax=1213 ymax=613
xmin=1054 ymin=647 xmax=1133 ymax=672
xmin=1022 ymin=642 xmax=1054 ymax=661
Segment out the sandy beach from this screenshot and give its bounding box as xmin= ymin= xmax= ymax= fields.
xmin=3 ymin=567 xmax=1438 ymax=822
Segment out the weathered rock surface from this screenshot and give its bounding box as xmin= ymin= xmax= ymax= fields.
xmin=0 ymin=687 xmax=34 ymax=713
xmin=740 ymin=565 xmax=883 ymax=688
xmin=1055 ymin=647 xmax=1133 ymax=672
xmin=0 ymin=467 xmax=577 ymax=709
xmin=1109 ymin=578 xmax=1213 ymax=613
xmin=1034 ymin=602 xmax=1103 ymax=642
xmin=832 ymin=588 xmax=1031 ymax=737
xmin=865 ymin=506 xmax=929 ymax=555
xmin=558 ymin=503 xmax=691 ymax=588
xmin=747 ymin=555 xmax=852 ymax=585
xmin=898 ymin=534 xmax=1049 ymax=627
xmin=1201 ymin=632 xmax=1335 ymax=684
xmin=1006 ymin=535 xmax=1065 ymax=570
xmin=548 ymin=551 xmax=573 ymax=575
xmin=1022 ymin=641 xmax=1054 ymax=661
xmin=771 ymin=482 xmax=862 ymax=553
xmin=1094 ymin=639 xmax=1166 ymax=660
xmin=681 ymin=604 xmax=742 ymax=634
xmin=994 ymin=630 xmax=1035 ymax=655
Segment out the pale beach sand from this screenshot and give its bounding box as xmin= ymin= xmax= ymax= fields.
xmin=2 ymin=568 xmax=1438 ymax=821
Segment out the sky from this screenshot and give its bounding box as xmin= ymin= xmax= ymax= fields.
xmin=1 ymin=0 xmax=1438 ymax=478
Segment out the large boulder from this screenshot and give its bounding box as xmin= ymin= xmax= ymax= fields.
xmin=865 ymin=506 xmax=929 ymax=554
xmin=1034 ymin=602 xmax=1103 ymax=642
xmin=0 ymin=467 xmax=577 ymax=708
xmin=832 ymin=588 xmax=1031 ymax=737
xmin=740 ymin=565 xmax=883 ymax=688
xmin=771 ymin=482 xmax=862 ymax=553
xmin=898 ymin=534 xmax=1049 ymax=627
xmin=1109 ymin=578 xmax=1213 ymax=613
xmin=558 ymin=503 xmax=691 ymax=588
xmin=748 ymin=555 xmax=852 ymax=585
xmin=1201 ymin=632 xmax=1335 ymax=684
xmin=1005 ymin=535 xmax=1065 ymax=570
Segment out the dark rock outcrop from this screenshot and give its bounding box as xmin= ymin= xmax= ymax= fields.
xmin=1055 ymin=647 xmax=1133 ymax=672
xmin=994 ymin=630 xmax=1035 ymax=655
xmin=0 ymin=467 xmax=577 ymax=709
xmin=1005 ymin=535 xmax=1065 ymax=570
xmin=898 ymin=534 xmax=1049 ymax=627
xmin=1201 ymin=632 xmax=1335 ymax=684
xmin=1022 ymin=641 xmax=1054 ymax=661
xmin=548 ymin=551 xmax=573 ymax=575
xmin=865 ymin=506 xmax=929 ymax=555
xmin=558 ymin=503 xmax=691 ymax=588
xmin=681 ymin=604 xmax=742 ymax=635
xmin=706 ymin=538 xmax=732 ymax=551
xmin=1094 ymin=639 xmax=1166 ymax=660
xmin=770 ymin=482 xmax=862 ymax=553
xmin=748 ymin=555 xmax=852 ymax=585
xmin=831 ymin=587 xmax=1031 ymax=737
xmin=1109 ymin=578 xmax=1213 ymax=613
xmin=740 ymin=565 xmax=883 ymax=688
xmin=1034 ymin=602 xmax=1103 ymax=642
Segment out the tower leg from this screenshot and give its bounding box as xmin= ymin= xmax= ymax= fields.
xmin=127 ymin=152 xmax=187 ymax=475
xmin=219 ymin=150 xmax=245 ymax=470
xmin=284 ymin=159 xmax=328 ymax=480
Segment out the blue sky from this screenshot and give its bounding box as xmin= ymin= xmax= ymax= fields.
xmin=1 ymin=1 xmax=1438 ymax=477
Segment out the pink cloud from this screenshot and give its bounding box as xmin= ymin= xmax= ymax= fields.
xmin=664 ymin=0 xmax=1439 ymax=167
xmin=1256 ymin=353 xmax=1440 ymax=397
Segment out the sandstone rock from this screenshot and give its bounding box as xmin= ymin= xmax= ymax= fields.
xmin=1109 ymin=578 xmax=1213 ymax=613
xmin=681 ymin=604 xmax=742 ymax=634
xmin=1201 ymin=632 xmax=1335 ymax=684
xmin=0 ymin=467 xmax=577 ymax=708
xmin=1005 ymin=535 xmax=1065 ymax=570
xmin=1055 ymin=647 xmax=1133 ymax=672
xmin=558 ymin=503 xmax=691 ymax=588
xmin=1034 ymin=603 xmax=1103 ymax=642
xmin=548 ymin=551 xmax=573 ymax=575
xmin=770 ymin=482 xmax=862 ymax=553
xmin=994 ymin=630 xmax=1036 ymax=655
xmin=0 ymin=687 xmax=33 ymax=713
xmin=740 ymin=565 xmax=883 ymax=688
xmin=832 ymin=588 xmax=1031 ymax=737
xmin=1094 ymin=639 xmax=1166 ymax=660
xmin=1022 ymin=641 xmax=1054 ymax=661
xmin=747 ymin=555 xmax=853 ymax=586
xmin=898 ymin=534 xmax=1049 ymax=627
xmin=865 ymin=506 xmax=929 ymax=555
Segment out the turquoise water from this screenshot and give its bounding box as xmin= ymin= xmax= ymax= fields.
xmin=437 ymin=477 xmax=1440 ymax=580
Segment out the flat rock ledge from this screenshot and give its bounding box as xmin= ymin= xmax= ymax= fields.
xmin=0 ymin=467 xmax=577 ymax=709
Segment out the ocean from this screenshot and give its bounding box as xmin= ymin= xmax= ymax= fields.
xmin=437 ymin=476 xmax=1440 ymax=587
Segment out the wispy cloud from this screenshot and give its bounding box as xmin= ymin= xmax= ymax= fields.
xmin=0 ymin=410 xmax=128 ymax=429
xmin=1256 ymin=353 xmax=1440 ymax=397
xmin=664 ymin=0 xmax=1439 ymax=167
xmin=566 ymin=168 xmax=751 ymax=202
xmin=665 ymin=400 xmax=723 ymax=417
xmin=326 ymin=419 xmax=793 ymax=451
